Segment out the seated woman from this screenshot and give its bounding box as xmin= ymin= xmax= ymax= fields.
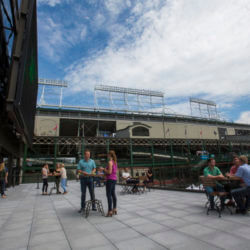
xmin=224 ymin=156 xmax=242 ymax=205
xmin=203 ymin=158 xmax=225 ymax=210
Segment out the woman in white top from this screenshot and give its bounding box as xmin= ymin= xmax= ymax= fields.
xmin=42 ymin=164 xmax=50 ymax=195
xmin=60 ymin=164 xmax=67 ymax=194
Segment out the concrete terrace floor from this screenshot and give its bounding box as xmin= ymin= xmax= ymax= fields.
xmin=1 ymin=182 xmax=250 ymax=250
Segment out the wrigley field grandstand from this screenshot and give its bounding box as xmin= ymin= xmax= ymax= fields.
xmin=19 ymin=80 xmax=250 ymax=189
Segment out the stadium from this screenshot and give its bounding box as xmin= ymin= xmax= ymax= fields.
xmin=22 ymin=81 xmax=250 ymax=188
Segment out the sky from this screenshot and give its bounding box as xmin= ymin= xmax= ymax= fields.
xmin=37 ymin=0 xmax=250 ymax=124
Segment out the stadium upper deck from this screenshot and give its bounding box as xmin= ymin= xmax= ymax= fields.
xmin=35 ymin=107 xmax=250 ymax=141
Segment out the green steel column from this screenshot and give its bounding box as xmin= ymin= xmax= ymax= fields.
xmin=229 ymin=141 xmax=232 ymax=152
xmin=217 ymin=141 xmax=221 ymax=161
xmin=130 ymin=140 xmax=134 ymax=176
xmin=187 ymin=140 xmax=191 ymax=161
xmin=240 ymin=143 xmax=243 ymax=155
xmin=202 ymin=140 xmax=206 ymax=152
xmin=151 ymin=142 xmax=155 ymax=169
xmin=106 ymin=139 xmax=110 ymax=153
xmin=170 ymin=140 xmax=174 ymax=166
xmin=22 ymin=144 xmax=28 ymax=173
xmin=53 ymin=138 xmax=58 ymax=168
xmin=81 ymin=137 xmax=85 ymax=159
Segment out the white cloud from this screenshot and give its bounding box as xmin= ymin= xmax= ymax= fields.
xmin=38 ymin=16 xmax=87 ymax=62
xmin=38 ymin=0 xmax=62 ymax=7
xmin=65 ymin=0 xmax=250 ymax=103
xmin=236 ymin=111 xmax=250 ymax=124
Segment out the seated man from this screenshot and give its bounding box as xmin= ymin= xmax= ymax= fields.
xmin=122 ymin=168 xmax=139 ymax=192
xmin=122 ymin=168 xmax=131 ymax=182
xmin=203 ymin=158 xmax=225 ymax=209
xmin=230 ymin=155 xmax=250 ymax=214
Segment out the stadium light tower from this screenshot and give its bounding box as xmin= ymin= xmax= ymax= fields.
xmin=94 ymin=85 xmax=165 ymax=114
xmin=189 ymin=97 xmax=219 ymax=119
xmin=38 ymin=78 xmax=68 ymax=107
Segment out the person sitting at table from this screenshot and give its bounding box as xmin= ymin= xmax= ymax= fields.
xmin=224 ymin=156 xmax=242 ymax=205
xmin=122 ymin=168 xmax=131 ymax=182
xmin=203 ymin=158 xmax=225 ymax=210
xmin=122 ymin=168 xmax=139 ymax=192
xmin=229 ymin=155 xmax=250 ymax=214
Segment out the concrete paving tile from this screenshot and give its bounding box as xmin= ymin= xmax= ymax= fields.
xmin=133 ymin=222 xmax=169 ymax=235
xmin=29 ymin=230 xmax=66 ymax=247
xmin=96 ymin=220 xmax=127 ymax=232
xmin=167 ymin=210 xmax=190 ymax=217
xmin=170 ymin=239 xmax=221 ymax=250
xmin=103 ymin=227 xmax=141 ymax=243
xmin=159 ymin=218 xmax=191 ymax=229
xmin=200 ymin=231 xmax=250 ymax=249
xmin=115 ymin=236 xmax=166 ymax=250
xmin=0 ymin=237 xmax=28 ymax=250
xmin=176 ymin=223 xmax=215 ymax=238
xmin=149 ymin=230 xmax=191 ymax=248
xmin=230 ymin=226 xmax=250 ymax=240
xmin=69 ymin=232 xmax=111 ymax=249
xmin=147 ymin=213 xmax=173 ymax=222
xmin=29 ymin=240 xmax=70 ymax=250
xmin=124 ymin=217 xmax=151 ymax=226
xmin=0 ymin=227 xmax=30 ymax=239
xmin=31 ymin=223 xmax=62 ymax=235
xmin=89 ymin=244 xmax=118 ymax=250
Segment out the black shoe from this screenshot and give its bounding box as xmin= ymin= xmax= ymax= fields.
xmin=92 ymin=207 xmax=97 ymax=211
xmin=78 ymin=208 xmax=85 ymax=213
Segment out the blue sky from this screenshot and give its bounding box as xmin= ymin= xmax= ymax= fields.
xmin=37 ymin=0 xmax=250 ymax=124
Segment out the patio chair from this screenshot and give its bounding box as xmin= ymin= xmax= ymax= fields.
xmin=200 ymin=176 xmax=232 ymax=217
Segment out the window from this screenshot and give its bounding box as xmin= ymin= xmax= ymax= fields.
xmin=132 ymin=126 xmax=149 ymax=136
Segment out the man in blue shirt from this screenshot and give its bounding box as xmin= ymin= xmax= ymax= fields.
xmin=230 ymin=155 xmax=250 ymax=214
xmin=77 ymin=149 xmax=96 ymax=213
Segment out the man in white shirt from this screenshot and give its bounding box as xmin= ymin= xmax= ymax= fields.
xmin=122 ymin=168 xmax=131 ymax=181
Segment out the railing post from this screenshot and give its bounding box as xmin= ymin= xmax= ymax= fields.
xmin=22 ymin=144 xmax=28 ymax=173
xmin=36 ymin=173 xmax=40 ymax=189
xmin=151 ymin=142 xmax=155 ymax=169
xmin=170 ymin=140 xmax=174 ymax=166
xmin=81 ymin=137 xmax=85 ymax=158
xmin=130 ymin=139 xmax=134 ymax=176
xmin=53 ymin=138 xmax=58 ymax=169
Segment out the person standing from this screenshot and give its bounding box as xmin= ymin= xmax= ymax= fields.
xmin=60 ymin=163 xmax=67 ymax=194
xmin=77 ymin=149 xmax=97 ymax=213
xmin=100 ymin=150 xmax=118 ymax=217
xmin=0 ymin=161 xmax=7 ymax=198
xmin=42 ymin=164 xmax=50 ymax=195
xmin=54 ymin=163 xmax=61 ymax=194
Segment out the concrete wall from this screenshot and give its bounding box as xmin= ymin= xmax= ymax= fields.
xmin=164 ymin=123 xmax=219 ymax=139
xmin=34 ymin=116 xmax=59 ymax=136
xmin=116 ymin=121 xmax=165 ymax=138
xmin=116 ymin=120 xmax=220 ymax=139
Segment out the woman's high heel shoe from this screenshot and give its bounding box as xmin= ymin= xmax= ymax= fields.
xmin=105 ymin=211 xmax=113 ymax=217
xmin=112 ymin=209 xmax=117 ymax=215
